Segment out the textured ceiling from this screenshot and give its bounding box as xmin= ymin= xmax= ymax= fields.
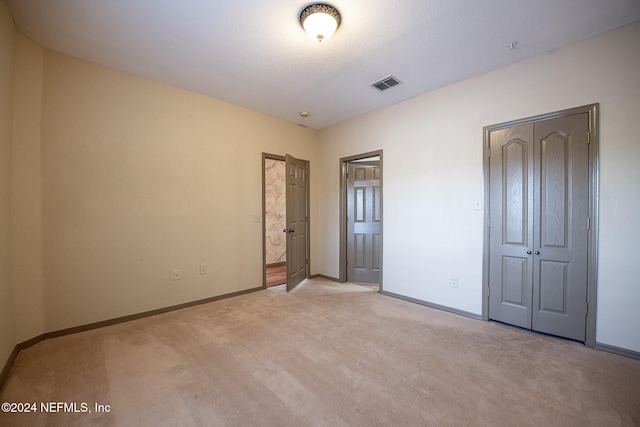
xmin=7 ymin=0 xmax=640 ymax=129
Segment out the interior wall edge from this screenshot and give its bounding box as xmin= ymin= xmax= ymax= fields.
xmin=11 ymin=32 xmax=46 ymax=343
xmin=0 ymin=0 xmax=17 ymax=382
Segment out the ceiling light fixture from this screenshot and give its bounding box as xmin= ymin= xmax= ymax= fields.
xmin=299 ymin=3 xmax=341 ymax=43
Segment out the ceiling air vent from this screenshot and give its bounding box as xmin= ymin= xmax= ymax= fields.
xmin=370 ymin=75 xmax=402 ymax=91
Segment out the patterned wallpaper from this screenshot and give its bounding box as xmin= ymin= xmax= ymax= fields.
xmin=265 ymin=159 xmax=286 ymax=264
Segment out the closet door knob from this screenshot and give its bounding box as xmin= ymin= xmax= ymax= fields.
xmin=535 ymin=251 xmax=540 ymax=255
xmin=527 ymin=251 xmax=532 ymax=255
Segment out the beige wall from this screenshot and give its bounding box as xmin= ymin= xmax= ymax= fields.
xmin=0 ymin=0 xmax=16 ymax=367
xmin=38 ymin=51 xmax=318 ymax=331
xmin=317 ymin=22 xmax=640 ymax=352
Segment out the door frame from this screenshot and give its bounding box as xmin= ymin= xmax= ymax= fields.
xmin=262 ymin=153 xmax=311 ymax=289
xmin=481 ymin=104 xmax=599 ymax=347
xmin=339 ymin=150 xmax=383 ymax=288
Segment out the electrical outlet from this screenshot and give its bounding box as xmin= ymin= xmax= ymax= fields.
xmin=200 ymin=264 xmax=207 ymax=275
xmin=173 ymin=270 xmax=181 ymax=281
xmin=450 ymin=277 xmax=459 ymax=288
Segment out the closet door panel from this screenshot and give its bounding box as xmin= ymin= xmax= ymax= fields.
xmin=488 ymin=124 xmax=534 ymax=329
xmin=531 ymin=114 xmax=589 ymax=341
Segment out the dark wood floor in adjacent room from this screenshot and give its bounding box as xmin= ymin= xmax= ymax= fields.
xmin=266 ymin=262 xmax=286 ymax=287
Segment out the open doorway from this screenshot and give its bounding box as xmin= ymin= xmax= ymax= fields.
xmin=262 ymin=153 xmax=310 ymax=291
xmin=263 ymin=154 xmax=286 ymax=287
xmin=339 ymin=150 xmax=383 ymax=286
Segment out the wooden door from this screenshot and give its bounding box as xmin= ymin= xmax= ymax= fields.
xmin=347 ymin=163 xmax=381 ymax=284
xmin=285 ymin=155 xmax=308 ymax=291
xmin=488 ymin=114 xmax=590 ymax=341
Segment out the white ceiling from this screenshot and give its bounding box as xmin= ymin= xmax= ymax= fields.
xmin=7 ymin=0 xmax=640 ymax=129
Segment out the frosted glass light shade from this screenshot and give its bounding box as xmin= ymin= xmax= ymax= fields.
xmin=303 ymin=12 xmax=338 ymax=42
xmin=299 ymin=4 xmax=341 ymax=43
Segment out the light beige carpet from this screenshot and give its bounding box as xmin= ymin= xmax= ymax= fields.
xmin=1 ymin=279 xmax=639 ymax=426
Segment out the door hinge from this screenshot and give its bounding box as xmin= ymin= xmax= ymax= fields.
xmin=585 ymin=302 xmax=589 ymax=314
xmin=487 ymin=217 xmax=491 ymax=228
xmin=587 ymin=217 xmax=591 ymax=230
xmin=487 ymin=148 xmax=491 ymax=158
xmin=587 ymin=132 xmax=591 ymax=144
xmin=487 ymin=286 xmax=490 ymax=297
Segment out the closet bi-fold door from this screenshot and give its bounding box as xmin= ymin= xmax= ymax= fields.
xmin=488 ymin=123 xmax=535 ymax=330
xmin=531 ymin=114 xmax=589 ymax=341
xmin=488 ymin=113 xmax=590 ymax=342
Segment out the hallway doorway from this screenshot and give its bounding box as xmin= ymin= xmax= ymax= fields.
xmin=339 ymin=151 xmax=383 ymax=286
xmin=262 ymin=153 xmax=310 ymax=291
xmin=263 ymin=155 xmax=286 ymax=287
